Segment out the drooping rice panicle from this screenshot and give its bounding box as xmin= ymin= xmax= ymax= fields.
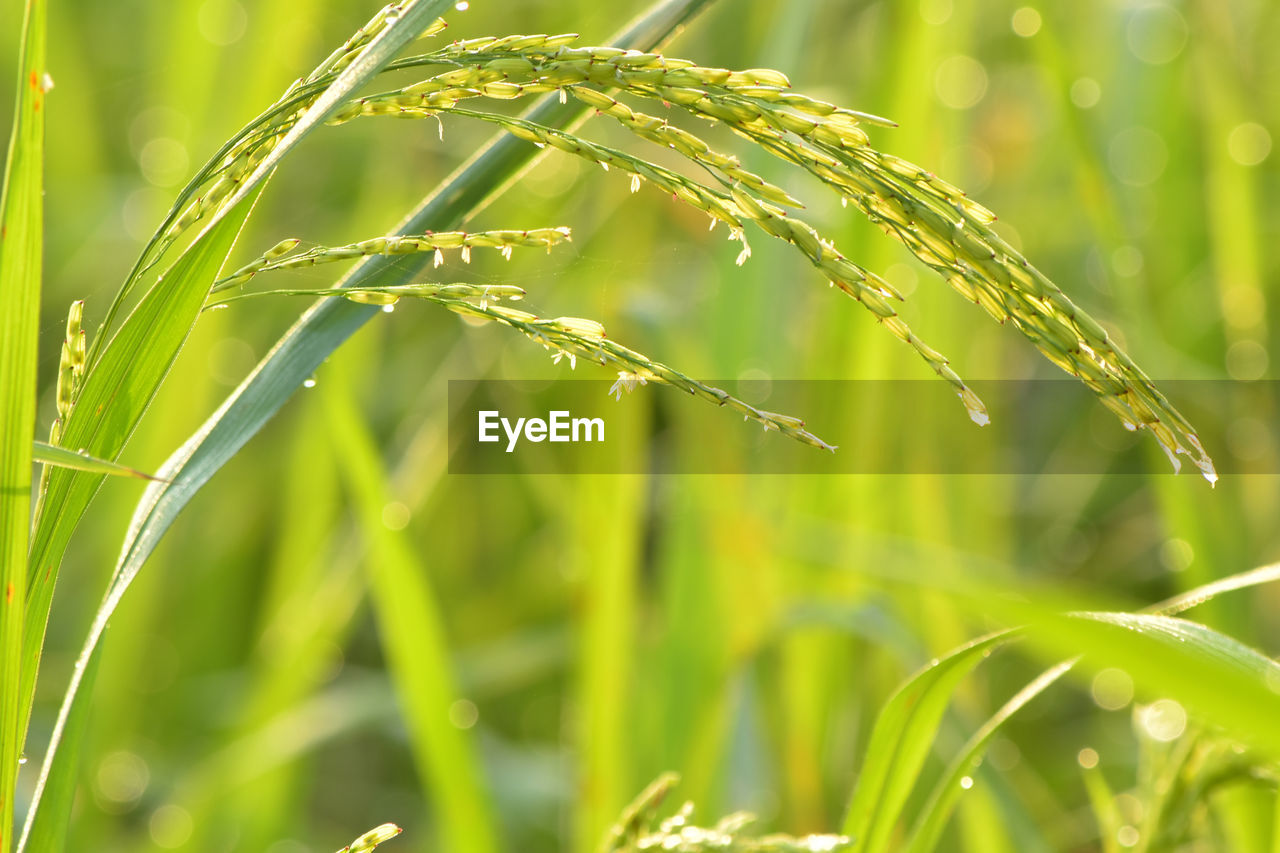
xmin=430 ymin=107 xmax=988 ymax=425
xmin=653 ymin=94 xmax=1214 ymax=479
xmin=146 ymin=5 xmax=451 ymax=256
xmin=206 ymin=281 xmax=835 ymax=451
xmin=602 ymin=775 xmax=852 ymax=853
xmin=111 ymin=9 xmax=1209 ymax=475
xmin=89 ymin=4 xmax=432 ymax=364
xmin=211 ymin=227 xmax=571 ymax=292
xmin=204 ymin=281 xmax=527 ymax=311
xmin=601 ymin=773 xmax=680 ymax=853
xmin=324 ymin=37 xmax=1212 ymax=478
xmin=564 ymin=86 xmax=802 ymax=207
xmin=432 ymin=297 xmax=837 ymax=451
xmin=335 ymin=823 xmax=402 ymax=853
xmin=307 ymin=3 xmax=447 ymax=85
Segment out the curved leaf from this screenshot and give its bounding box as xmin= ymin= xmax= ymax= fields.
xmin=841 ymin=631 xmax=1014 ymax=853
xmin=884 ymin=563 xmax=1280 ymax=852
xmin=903 ymin=662 xmax=1072 ymax=853
xmin=1040 ymin=612 xmax=1280 ymax=755
xmin=18 ymin=184 xmax=262 ymax=852
xmin=32 ymin=441 xmax=163 ymax=482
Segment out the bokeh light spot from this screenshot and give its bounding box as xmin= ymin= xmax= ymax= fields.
xmin=935 ymin=55 xmax=989 ymax=109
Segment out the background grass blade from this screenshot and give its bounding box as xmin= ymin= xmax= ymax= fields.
xmin=323 ymin=357 xmax=498 ymax=853
xmin=31 ymin=441 xmax=162 ymax=481
xmin=0 ymin=0 xmax=46 ymax=849
xmin=903 ymin=662 xmax=1073 ymax=853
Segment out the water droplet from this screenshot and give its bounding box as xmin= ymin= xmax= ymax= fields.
xmin=303 ymin=378 xmax=317 ymax=389
xmin=959 ymin=776 xmax=973 ymax=789
xmin=382 ymin=303 xmax=395 ymax=313
xmin=455 ymin=0 xmax=469 ymax=9
xmin=18 ymin=755 xmax=27 ymax=766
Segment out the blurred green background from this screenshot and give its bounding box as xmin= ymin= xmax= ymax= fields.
xmin=3 ymin=0 xmax=1279 ymax=850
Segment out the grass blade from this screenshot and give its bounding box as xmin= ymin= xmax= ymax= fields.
xmin=0 ymin=1 xmax=46 ymax=848
xmin=841 ymin=631 xmax=1013 ymax=853
xmin=899 ymin=609 xmax=1280 ymax=851
xmin=16 ymin=647 xmax=99 ymax=853
xmin=888 ymin=563 xmax=1280 ymax=851
xmin=18 ymin=185 xmax=263 ymax=850
xmin=1038 ymin=612 xmax=1280 ymax=756
xmin=31 ymin=441 xmax=163 ymax=482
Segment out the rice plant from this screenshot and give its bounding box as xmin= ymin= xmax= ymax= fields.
xmin=3 ymin=0 xmax=1276 ymax=850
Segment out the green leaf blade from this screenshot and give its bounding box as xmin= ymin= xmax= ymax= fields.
xmin=1049 ymin=612 xmax=1280 ymax=756
xmin=18 ymin=188 xmax=261 ymax=850
xmin=0 ymin=0 xmax=47 ymax=849
xmin=841 ymin=631 xmax=1013 ymax=853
